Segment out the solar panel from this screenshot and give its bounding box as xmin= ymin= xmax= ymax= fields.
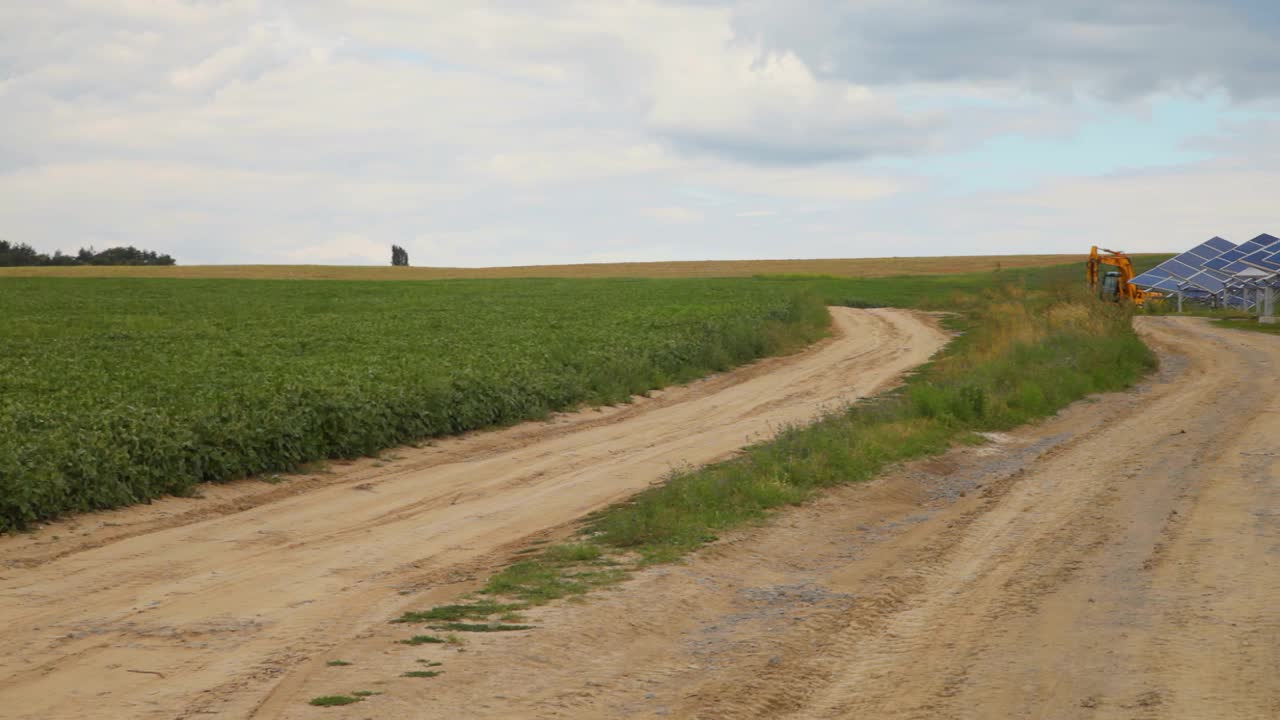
xmin=1161 ymin=258 xmax=1202 ymax=278
xmin=1184 ymin=246 xmax=1219 ymax=262
xmin=1204 ymin=252 xmax=1242 ymax=270
xmin=1181 ymin=270 xmax=1227 ymax=293
xmin=1241 ymin=250 xmax=1280 ymax=271
xmin=1204 ymin=236 xmax=1236 ymax=253
xmin=1147 ymin=277 xmax=1184 ymax=293
xmin=1130 ymin=267 xmax=1171 ymax=289
xmin=1135 ymin=236 xmax=1238 ymax=288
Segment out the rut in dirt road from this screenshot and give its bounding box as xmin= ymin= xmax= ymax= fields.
xmin=329 ymin=317 xmax=1280 ymax=720
xmin=0 ymin=308 xmax=947 ymax=720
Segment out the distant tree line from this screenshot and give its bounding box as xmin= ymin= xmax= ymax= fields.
xmin=391 ymin=244 xmax=410 ymax=267
xmin=0 ymin=240 xmax=176 ymax=267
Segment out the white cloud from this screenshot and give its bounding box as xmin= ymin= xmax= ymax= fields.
xmin=280 ymin=234 xmax=388 ymax=264
xmin=0 ymin=0 xmax=1277 ymax=266
xmin=643 ymin=206 xmax=703 ymax=223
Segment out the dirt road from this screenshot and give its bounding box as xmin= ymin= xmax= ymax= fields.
xmin=0 ymin=308 xmax=947 ymax=720
xmin=269 ymin=316 xmax=1280 ymax=719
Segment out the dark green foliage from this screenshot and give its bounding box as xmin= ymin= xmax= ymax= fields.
xmin=0 ymin=240 xmax=175 ymax=267
xmin=402 ymin=670 xmax=443 ymax=678
xmin=0 ymin=277 xmax=828 ymax=530
xmin=391 ymin=245 xmax=409 ymax=267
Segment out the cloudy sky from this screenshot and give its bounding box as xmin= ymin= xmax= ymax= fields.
xmin=3 ymin=1 xmax=1279 ymax=266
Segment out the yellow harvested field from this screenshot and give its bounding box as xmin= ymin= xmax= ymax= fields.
xmin=0 ymin=254 xmax=1166 ymax=280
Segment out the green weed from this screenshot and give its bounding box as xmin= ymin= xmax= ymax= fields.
xmin=430 ymin=622 xmax=534 ymax=632
xmin=398 ymin=635 xmax=446 ymax=645
xmin=308 ymin=695 xmax=361 ymax=707
xmin=393 ymin=601 xmax=524 ymax=623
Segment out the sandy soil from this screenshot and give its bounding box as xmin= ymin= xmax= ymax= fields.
xmin=0 ymin=307 xmax=947 ymax=720
xmin=263 ymin=317 xmax=1280 ymax=719
xmin=0 ymin=255 xmax=1107 ymax=280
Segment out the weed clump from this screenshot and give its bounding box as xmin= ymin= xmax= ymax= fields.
xmin=308 ymin=695 xmax=361 ymax=707
xmin=398 ymin=635 xmax=447 ymax=645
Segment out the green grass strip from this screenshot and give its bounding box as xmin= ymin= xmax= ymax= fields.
xmin=400 ymin=272 xmax=1157 ymax=625
xmin=308 ymin=695 xmax=361 ymax=707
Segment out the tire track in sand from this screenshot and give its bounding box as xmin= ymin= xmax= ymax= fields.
xmin=0 ymin=307 xmax=948 ymax=720
xmin=324 ymin=317 xmax=1280 ymax=720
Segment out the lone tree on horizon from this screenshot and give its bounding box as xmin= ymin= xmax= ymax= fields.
xmin=391 ymin=244 xmax=409 ymax=267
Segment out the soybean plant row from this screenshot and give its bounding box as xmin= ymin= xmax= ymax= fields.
xmin=0 ymin=276 xmax=828 ymax=530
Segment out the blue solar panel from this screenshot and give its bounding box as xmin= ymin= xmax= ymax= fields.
xmin=1223 ymin=260 xmax=1252 ymax=274
xmin=1241 ymin=250 xmax=1280 ymax=270
xmin=1149 ymin=277 xmax=1184 ymax=292
xmin=1250 ymin=233 xmax=1280 ymax=248
xmin=1160 ymin=258 xmax=1201 ymax=278
xmin=1204 ymin=236 xmax=1235 ymax=253
xmin=1204 ymin=253 xmax=1240 ymax=270
xmin=1181 ymin=271 xmax=1226 ymax=293
xmin=1185 ymin=245 xmax=1219 ymax=261
xmin=1142 ymin=236 xmax=1239 ymax=284
xmin=1131 ymin=264 xmax=1176 ymax=288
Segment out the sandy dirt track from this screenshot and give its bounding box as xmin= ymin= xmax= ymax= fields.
xmin=312 ymin=316 xmax=1280 ymax=720
xmin=0 ymin=308 xmax=947 ymax=720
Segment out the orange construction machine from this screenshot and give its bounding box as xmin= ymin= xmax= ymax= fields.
xmin=1087 ymin=246 xmax=1150 ymax=305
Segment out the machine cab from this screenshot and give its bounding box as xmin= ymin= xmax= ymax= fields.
xmin=1099 ymin=271 xmax=1122 ymax=302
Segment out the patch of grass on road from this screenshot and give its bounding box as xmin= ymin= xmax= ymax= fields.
xmin=308 ymin=695 xmax=361 ymax=707
xmin=429 ymin=622 xmax=534 ymax=633
xmin=397 ymin=634 xmax=447 ymax=645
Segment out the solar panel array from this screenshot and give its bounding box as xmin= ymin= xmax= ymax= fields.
xmin=1129 ymin=236 xmax=1237 ymax=294
xmin=1129 ymin=234 xmax=1280 ymax=308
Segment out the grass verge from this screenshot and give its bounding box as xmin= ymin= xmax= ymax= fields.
xmin=1213 ymin=318 xmax=1280 ymax=335
xmin=390 ymin=268 xmax=1156 ymax=629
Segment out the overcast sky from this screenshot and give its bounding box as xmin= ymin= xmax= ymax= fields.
xmin=3 ymin=1 xmax=1279 ymax=266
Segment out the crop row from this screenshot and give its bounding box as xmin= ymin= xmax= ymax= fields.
xmin=0 ymin=277 xmax=828 ymax=530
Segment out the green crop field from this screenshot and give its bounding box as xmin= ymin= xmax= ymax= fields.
xmin=0 ymin=277 xmax=831 ymax=531
xmin=0 ymin=257 xmax=1170 ymax=532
